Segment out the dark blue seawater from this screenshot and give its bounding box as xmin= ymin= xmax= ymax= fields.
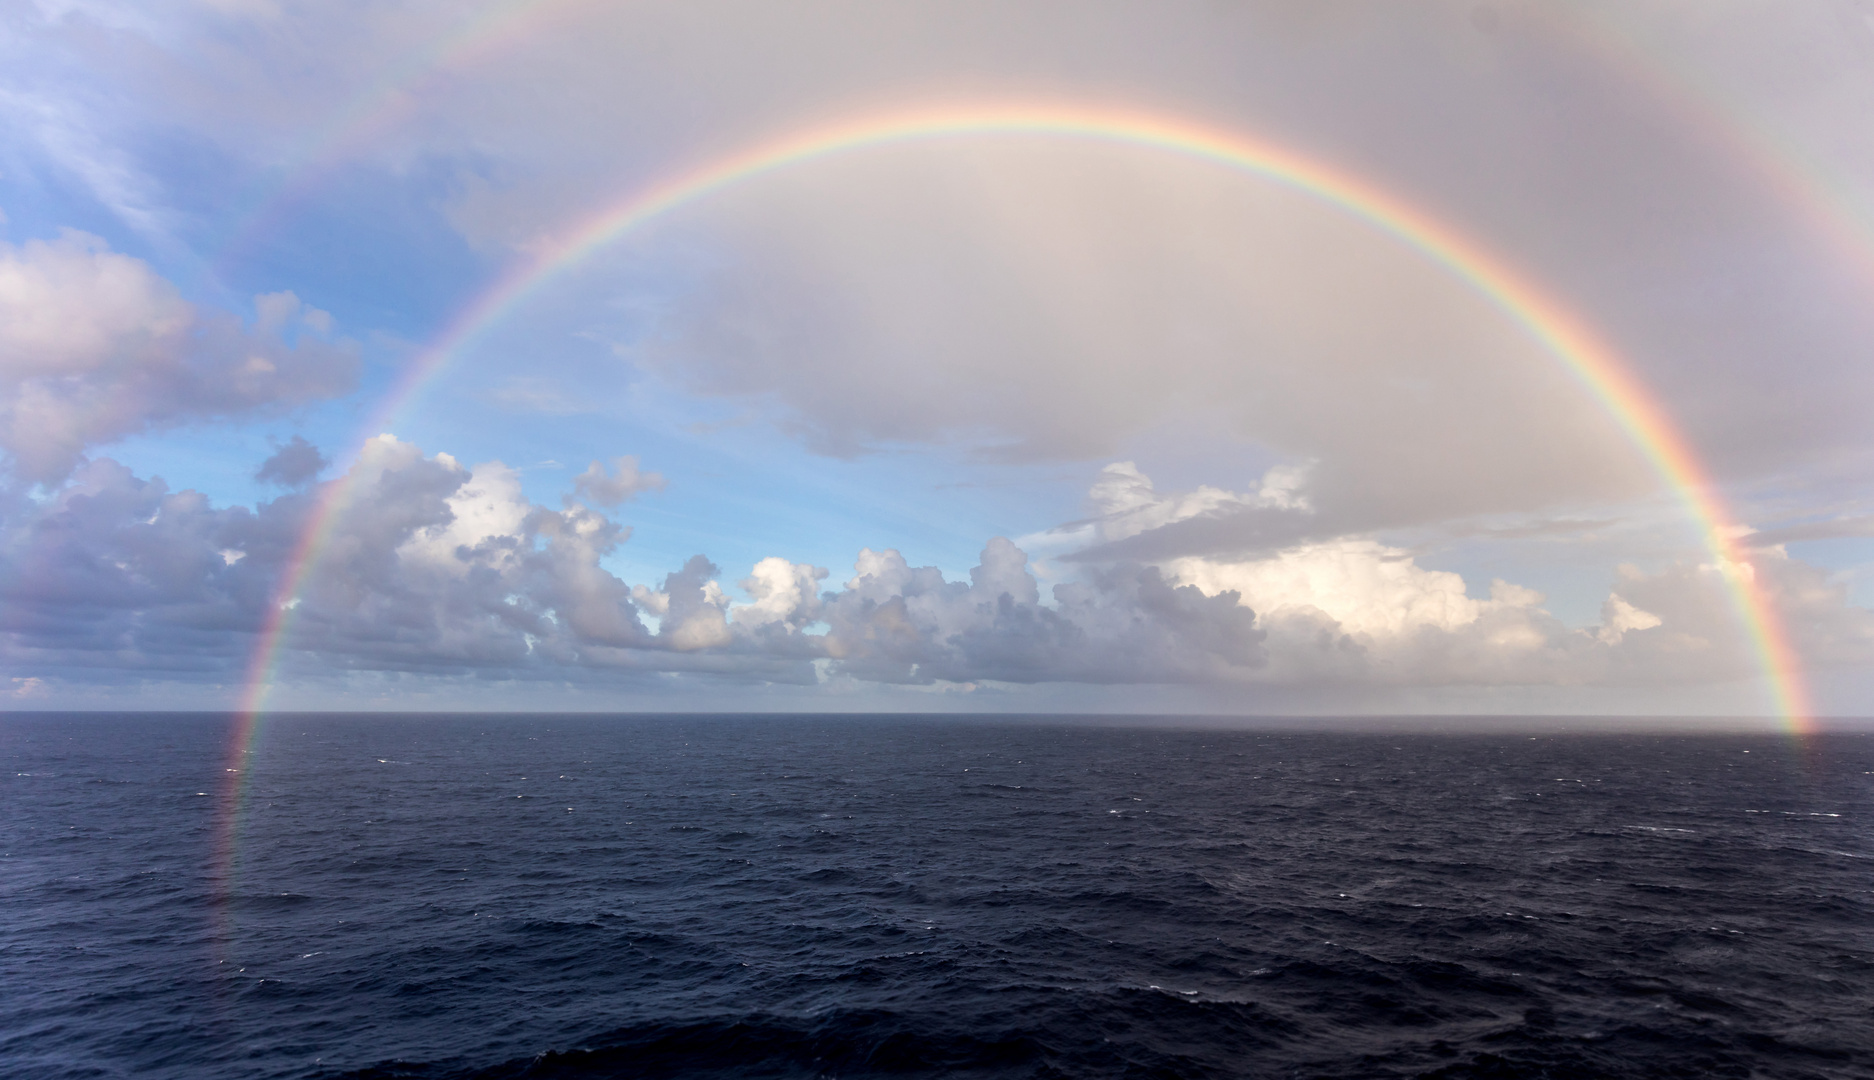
xmin=3 ymin=714 xmax=1871 ymax=1079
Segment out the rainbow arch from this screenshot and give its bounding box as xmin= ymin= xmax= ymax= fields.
xmin=224 ymin=103 xmax=1814 ymax=805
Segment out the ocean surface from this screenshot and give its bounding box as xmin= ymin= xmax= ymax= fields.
xmin=3 ymin=714 xmax=1871 ymax=1079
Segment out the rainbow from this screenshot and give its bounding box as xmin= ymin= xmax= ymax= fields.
xmin=215 ymin=103 xmax=1815 ymax=903
xmin=203 ymin=0 xmax=1874 ymax=314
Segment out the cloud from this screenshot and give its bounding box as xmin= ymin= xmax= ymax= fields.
xmin=733 ymin=557 xmax=828 ymax=630
xmin=1171 ymin=539 xmax=1495 ymax=639
xmin=816 ymin=538 xmax=1267 ymax=685
xmin=0 ymin=85 xmax=177 ymax=244
xmin=1743 ymin=514 xmax=1874 ymax=547
xmin=0 ymin=456 xmax=284 ymax=674
xmin=1 ymin=440 xmax=1870 ymax=703
xmin=13 ymin=1 xmax=1874 ymax=506
xmin=1608 ymin=551 xmax=1874 ymax=676
xmin=636 ymin=140 xmax=1654 ymax=531
xmin=571 ymin=456 xmax=666 ymax=507
xmin=254 ymin=435 xmax=327 ymax=487
xmin=1596 ymin=594 xmax=1663 ymax=645
xmin=1 ymin=2 xmax=1869 ymax=714
xmin=13 ymin=2 xmax=1874 ymax=590
xmin=653 ymin=555 xmax=735 ymax=651
xmin=1064 ymin=460 xmax=1874 ymax=690
xmin=0 ymin=232 xmax=357 ymax=483
xmin=0 ymin=440 xmax=1261 ymax=688
xmin=0 ymin=440 xmax=760 ymax=681
xmin=1066 ymin=460 xmax=1340 ymax=563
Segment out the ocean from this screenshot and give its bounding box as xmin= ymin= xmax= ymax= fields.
xmin=2 ymin=713 xmax=1870 ymax=1079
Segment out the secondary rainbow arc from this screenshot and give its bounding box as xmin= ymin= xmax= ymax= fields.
xmin=218 ymin=104 xmax=1814 ymax=903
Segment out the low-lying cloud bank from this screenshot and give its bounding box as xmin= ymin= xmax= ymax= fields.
xmin=3 ymin=439 xmax=1869 ymax=706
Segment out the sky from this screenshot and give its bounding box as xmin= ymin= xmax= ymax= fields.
xmin=2 ymin=0 xmax=1872 ymax=718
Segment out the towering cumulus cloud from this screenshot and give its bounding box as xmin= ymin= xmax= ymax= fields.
xmin=0 ymin=232 xmax=357 ymax=483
